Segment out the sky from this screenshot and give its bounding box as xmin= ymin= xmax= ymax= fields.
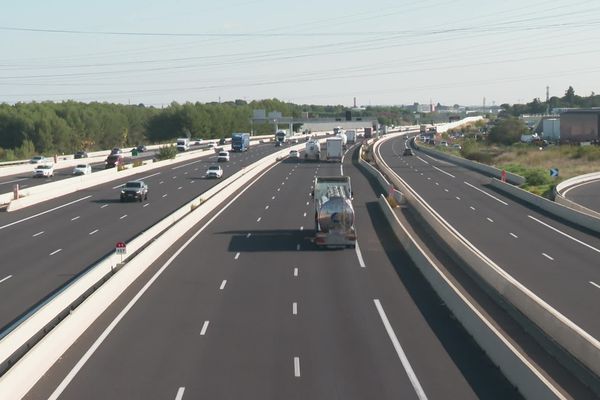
xmin=1 ymin=0 xmax=599 ymax=107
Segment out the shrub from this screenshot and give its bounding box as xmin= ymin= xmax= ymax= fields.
xmin=523 ymin=168 xmax=552 ymax=186
xmin=156 ymin=144 xmax=178 ymax=160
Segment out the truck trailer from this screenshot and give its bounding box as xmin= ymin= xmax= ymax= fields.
xmin=312 ymin=176 xmax=356 ymax=248
xmin=176 ymin=138 xmax=189 ymax=152
xmin=231 ymin=132 xmax=250 ymax=152
xmin=304 ymin=137 xmax=321 ymax=161
xmin=325 ymin=137 xmax=343 ymax=162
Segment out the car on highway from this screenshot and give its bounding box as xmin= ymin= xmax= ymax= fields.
xmin=289 ymin=149 xmax=300 ymax=159
xmin=33 ymin=163 xmax=54 ymax=178
xmin=105 ymin=154 xmax=124 ymax=169
xmin=29 ymin=156 xmax=46 ymax=164
xmin=135 ymin=145 xmax=147 ymax=153
xmin=206 ymin=165 xmax=223 ymax=178
xmin=74 ymin=151 xmax=88 ymax=159
xmin=110 ymin=147 xmax=122 ymax=155
xmin=217 ymin=151 xmax=230 ymax=162
xmin=192 ymin=138 xmax=203 ymax=145
xmin=72 ymin=163 xmax=92 ymax=175
xmin=218 ymin=137 xmax=227 ymax=145
xmin=120 ymin=180 xmax=148 ymax=202
xmin=403 ymin=148 xmax=414 ymax=156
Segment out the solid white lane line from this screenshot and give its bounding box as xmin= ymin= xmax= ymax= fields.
xmin=294 ymin=357 xmax=301 ymax=377
xmin=563 ymin=178 xmax=600 ymax=196
xmin=433 ymin=165 xmax=455 ymax=178
xmin=234 ymin=252 xmax=240 ymax=260
xmin=143 ymin=203 xmax=149 ymax=208
xmin=257 ymin=217 xmax=262 ymax=222
xmin=486 ymin=217 xmax=494 ymax=223
xmin=0 ymin=195 xmax=92 ymax=231
xmin=71 ymin=216 xmax=80 ymax=221
xmin=200 ymin=321 xmax=210 ymax=336
xmin=220 ymin=280 xmax=227 ymax=290
xmin=293 ymin=267 xmax=298 ymax=277
xmin=509 ymin=232 xmax=518 ymax=238
xmin=590 ymin=281 xmax=600 ymax=289
xmin=120 ymin=215 xmax=127 ymax=220
xmin=355 ymin=241 xmax=366 ymax=268
xmin=374 ymin=299 xmax=428 ymax=400
xmin=89 ymin=229 xmax=99 ymax=235
xmin=292 ymin=302 xmax=298 ymax=315
xmin=246 ymin=233 xmax=251 ymax=238
xmin=464 ymin=181 xmax=508 ymax=205
xmin=528 ymin=215 xmax=600 ymax=254
xmin=0 ymin=275 xmax=13 ymax=284
xmin=0 ymin=177 xmax=27 ymax=185
xmin=542 ymin=253 xmax=554 ymax=261
xmin=47 ymin=161 xmax=282 ymax=400
xmin=50 ymin=249 xmax=62 ymax=256
xmin=416 ymin=156 xmax=429 ymax=164
xmin=32 ymin=231 xmax=44 ymax=237
xmin=173 ymin=159 xmax=206 ymax=169
xmin=175 ymin=387 xmax=185 ymax=400
xmin=100 ymin=204 xmax=108 ymax=209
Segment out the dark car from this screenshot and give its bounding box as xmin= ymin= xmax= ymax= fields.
xmin=120 ymin=180 xmax=148 ymax=202
xmin=74 ymin=151 xmax=88 ymax=159
xmin=110 ymin=147 xmax=122 ymax=155
xmin=218 ymin=137 xmax=227 ymax=145
xmin=105 ymin=154 xmax=124 ymax=168
xmin=403 ymin=148 xmax=414 ymax=156
xmin=136 ymin=145 xmax=147 ymax=152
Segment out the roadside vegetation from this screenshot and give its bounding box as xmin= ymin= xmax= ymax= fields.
xmin=155 ymin=145 xmax=178 ymax=161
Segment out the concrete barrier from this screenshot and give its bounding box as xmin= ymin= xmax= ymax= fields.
xmin=0 ymin=143 xmax=305 ymax=398
xmin=490 ymin=178 xmax=600 ymax=235
xmin=372 ymin=137 xmax=600 ymax=381
xmin=377 ymin=195 xmax=564 ymax=400
xmin=554 ymin=172 xmax=600 ymax=220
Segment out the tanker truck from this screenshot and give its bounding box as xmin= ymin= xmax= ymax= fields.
xmin=304 ymin=137 xmax=321 ymax=161
xmin=312 ymin=176 xmax=356 ymax=248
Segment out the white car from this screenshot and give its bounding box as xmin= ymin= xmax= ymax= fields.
xmin=217 ymin=151 xmax=230 ymax=162
xmin=206 ymin=165 xmax=223 ymax=178
xmin=33 ymin=163 xmax=54 ymax=178
xmin=29 ymin=156 xmax=46 ymax=164
xmin=289 ymin=150 xmax=300 ymax=159
xmin=72 ymin=163 xmax=92 ymax=175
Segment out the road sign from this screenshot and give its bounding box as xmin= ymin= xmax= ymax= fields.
xmin=550 ymin=168 xmax=559 ymax=177
xmin=115 ymin=241 xmax=127 ymax=255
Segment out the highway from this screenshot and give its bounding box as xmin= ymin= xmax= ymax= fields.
xmin=0 ymin=142 xmax=277 ymax=334
xmin=562 ymin=178 xmax=600 ymax=214
xmin=376 ymin=136 xmax=600 ymax=339
xmin=25 ymin=145 xmax=518 ymax=399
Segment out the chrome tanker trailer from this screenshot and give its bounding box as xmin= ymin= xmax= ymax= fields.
xmin=312 ymin=176 xmax=356 ymax=248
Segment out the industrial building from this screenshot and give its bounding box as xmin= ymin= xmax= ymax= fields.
xmin=560 ymin=109 xmax=600 ymax=144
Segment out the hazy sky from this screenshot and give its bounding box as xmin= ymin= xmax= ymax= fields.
xmin=1 ymin=0 xmax=598 ymax=107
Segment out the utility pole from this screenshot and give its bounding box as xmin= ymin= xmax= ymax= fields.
xmin=546 ymin=86 xmax=550 ymax=115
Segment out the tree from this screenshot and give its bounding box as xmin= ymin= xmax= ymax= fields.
xmin=488 ymin=117 xmax=528 ymax=145
xmin=564 ymin=86 xmax=575 ymax=106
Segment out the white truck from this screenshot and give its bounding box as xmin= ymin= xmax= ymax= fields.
xmin=312 ymin=176 xmax=356 ymax=248
xmin=304 ymin=137 xmax=321 ymax=161
xmin=345 ymin=129 xmax=356 ymax=144
xmin=176 ymin=138 xmax=189 ymax=152
xmin=325 ymin=137 xmax=343 ymax=162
